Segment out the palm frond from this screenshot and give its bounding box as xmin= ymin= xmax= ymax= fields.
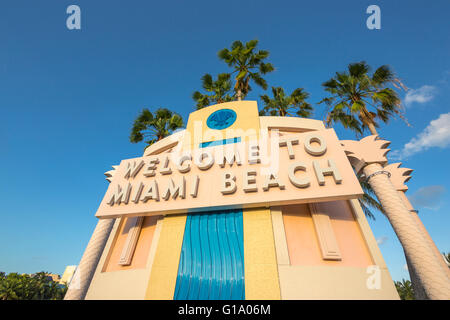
xmin=217 ymin=39 xmax=274 ymax=100
xmin=130 ymin=108 xmax=184 ymax=147
xmin=259 ymin=86 xmax=313 ymax=118
xmin=320 ymin=61 xmax=408 ymax=136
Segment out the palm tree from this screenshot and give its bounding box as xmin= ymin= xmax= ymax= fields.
xmin=319 ymin=61 xmax=407 ymax=136
xmin=259 ymin=87 xmax=313 ymax=117
xmin=319 ymin=62 xmax=406 ymax=228
xmin=192 ymin=73 xmax=234 ymax=109
xmin=325 ymin=64 xmax=450 ymax=299
xmin=218 ymin=39 xmax=274 ymax=100
xmin=395 ymin=279 xmax=415 ymax=300
xmin=130 ymin=108 xmax=183 ymax=147
xmin=0 ymin=272 xmax=67 ymax=300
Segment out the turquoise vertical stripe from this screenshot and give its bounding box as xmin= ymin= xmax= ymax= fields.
xmin=208 ymin=213 xmax=221 ymax=299
xmin=174 ymin=209 xmax=245 ymax=300
xmin=198 ymin=214 xmax=211 ymax=299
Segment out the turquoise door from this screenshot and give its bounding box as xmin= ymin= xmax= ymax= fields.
xmin=173 ymin=209 xmax=245 ymax=300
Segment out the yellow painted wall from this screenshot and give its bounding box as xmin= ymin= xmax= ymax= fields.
xmin=243 ymin=207 xmax=281 ymax=300
xmin=144 ymin=214 xmax=187 ymax=300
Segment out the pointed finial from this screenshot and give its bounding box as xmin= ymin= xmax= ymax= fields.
xmin=341 ymin=135 xmax=391 ymax=173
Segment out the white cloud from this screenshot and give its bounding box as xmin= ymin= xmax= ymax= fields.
xmin=376 ymin=236 xmax=388 ymax=245
xmin=387 ymin=150 xmax=401 ymax=161
xmin=409 ymin=185 xmax=446 ymax=210
xmin=404 ymin=85 xmax=436 ymax=107
xmin=403 ymin=264 xmax=408 ymax=271
xmin=392 ymin=112 xmax=450 ymax=159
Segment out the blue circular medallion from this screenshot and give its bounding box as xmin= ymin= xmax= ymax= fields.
xmin=206 ymin=109 xmax=237 ymax=130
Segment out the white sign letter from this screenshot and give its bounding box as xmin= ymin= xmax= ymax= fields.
xmin=221 ymin=172 xmax=237 ymax=195
xmin=279 ymin=137 xmax=299 ymax=159
xmin=162 ymin=177 xmax=186 ymax=200
xmin=313 ymin=159 xmax=343 ymax=186
xmin=304 ymin=134 xmax=327 ymax=156
xmin=263 ymin=172 xmax=285 ymax=191
xmin=124 ymin=160 xmax=145 ymax=179
xmin=243 ymin=169 xmax=258 ymax=193
xmin=141 ymin=181 xmax=160 ymax=202
xmin=108 ymin=183 xmax=132 ymax=205
xmin=288 ymin=162 xmax=310 ymax=188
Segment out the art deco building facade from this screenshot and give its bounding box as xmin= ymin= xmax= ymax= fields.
xmin=71 ymin=101 xmax=401 ymax=300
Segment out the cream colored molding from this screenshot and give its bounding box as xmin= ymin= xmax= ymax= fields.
xmin=348 ymin=199 xmax=385 ymax=268
xmin=143 ymin=130 xmax=185 ymax=157
xmin=308 ymin=203 xmax=342 ymax=261
xmin=278 ymin=265 xmax=399 ymax=300
xmin=270 ymin=207 xmax=290 ymax=266
xmin=259 ymin=116 xmax=325 ymax=133
xmin=118 ymin=216 xmax=144 ymax=266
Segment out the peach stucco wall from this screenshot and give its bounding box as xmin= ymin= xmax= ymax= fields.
xmin=102 ymin=215 xmax=160 ymax=272
xmin=282 ymin=201 xmax=373 ymax=267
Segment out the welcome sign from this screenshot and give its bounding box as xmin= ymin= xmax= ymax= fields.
xmin=96 ymin=129 xmax=363 ymax=218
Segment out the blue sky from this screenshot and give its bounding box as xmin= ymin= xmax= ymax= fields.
xmin=0 ymin=0 xmax=449 ymax=282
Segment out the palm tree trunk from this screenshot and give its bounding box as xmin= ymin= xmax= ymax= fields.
xmin=396 ymin=192 xmax=429 ymax=299
xmin=360 ymin=115 xmax=427 ymax=297
xmin=361 ymin=118 xmax=447 ymax=295
xmin=237 ymin=89 xmax=242 ymax=101
xmin=64 ymin=218 xmax=115 ymax=300
xmin=405 ymin=253 xmax=428 ymax=299
xmin=363 ymin=163 xmax=450 ymax=299
xmin=359 ymin=109 xmax=378 ymax=135
xmin=398 ymin=192 xmax=450 ymax=277
xmin=367 ymin=122 xmax=378 ymax=135
xmin=397 ymin=190 xmax=450 ymax=299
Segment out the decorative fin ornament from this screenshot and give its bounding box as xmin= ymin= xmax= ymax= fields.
xmin=340 ymin=135 xmax=391 ymax=173
xmin=384 ymin=162 xmax=413 ymax=192
xmin=104 ymin=165 xmax=119 ymax=183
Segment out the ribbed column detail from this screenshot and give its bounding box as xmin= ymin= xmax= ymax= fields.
xmin=364 ymin=163 xmax=450 ymax=299
xmin=64 ymin=218 xmax=115 ymax=300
